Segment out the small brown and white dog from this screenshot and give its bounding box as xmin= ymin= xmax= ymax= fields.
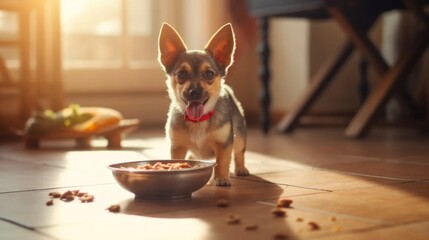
xmin=158 ymin=23 xmax=249 ymax=186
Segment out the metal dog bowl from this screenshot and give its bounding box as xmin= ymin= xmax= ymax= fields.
xmin=108 ymin=160 xmax=216 ymax=199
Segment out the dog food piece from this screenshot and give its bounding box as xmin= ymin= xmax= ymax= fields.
xmin=106 ymin=204 xmax=120 ymax=213
xmin=308 ymin=221 xmax=320 ymax=231
xmin=46 ymin=189 xmax=97 ymax=206
xmin=71 ymin=190 xmax=80 ymax=195
xmin=277 ymin=198 xmax=293 ymax=208
xmin=79 ymin=194 xmax=95 ymax=203
xmin=77 ymin=192 xmax=87 ymax=197
xmin=46 ymin=200 xmax=54 ymax=206
xmin=217 ymin=199 xmax=229 ymax=208
xmin=271 ymin=208 xmax=287 ymax=217
xmin=132 ymin=162 xmax=193 ymax=171
xmin=331 ymin=216 xmax=336 ymax=222
xmin=60 ymin=190 xmax=75 ymax=202
xmin=48 ymin=192 xmax=62 ymax=198
xmin=296 ymin=217 xmax=304 ymax=222
xmin=244 ymin=224 xmax=258 ymax=231
xmin=226 ymin=214 xmax=241 ymax=225
xmin=273 ymin=232 xmax=289 ymax=240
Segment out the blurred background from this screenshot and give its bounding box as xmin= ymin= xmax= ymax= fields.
xmin=0 ymin=0 xmax=428 ymax=136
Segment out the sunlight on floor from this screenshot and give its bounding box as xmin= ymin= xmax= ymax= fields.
xmin=64 ymin=150 xmax=146 ymax=167
xmin=46 ymin=211 xmax=211 ymax=239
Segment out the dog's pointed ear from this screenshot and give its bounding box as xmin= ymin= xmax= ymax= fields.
xmin=158 ymin=23 xmax=187 ymax=73
xmin=205 ymin=23 xmax=236 ymax=74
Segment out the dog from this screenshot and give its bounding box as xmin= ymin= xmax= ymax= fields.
xmin=157 ymin=22 xmax=249 ymax=186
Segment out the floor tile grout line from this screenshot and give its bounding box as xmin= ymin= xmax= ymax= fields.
xmin=0 ymin=217 xmax=59 ymax=240
xmin=382 ymin=158 xmax=429 ymax=166
xmin=0 ymin=216 xmax=36 ymax=231
xmin=0 ymin=182 xmax=116 ymax=195
xmin=312 ymin=167 xmax=420 ymax=182
xmin=0 ymin=157 xmax=69 ymax=170
xmin=313 ymin=223 xmax=396 ymax=239
xmin=336 ymin=154 xmax=381 ymax=162
xmin=336 ymin=154 xmax=429 ymax=166
xmin=0 ymin=216 xmax=61 ymax=240
xmin=323 ymin=180 xmax=421 ymax=193
xmin=243 ymin=166 xmax=422 ymax=186
xmin=234 ymin=173 xmax=411 ymax=193
xmin=257 ymin=191 xmax=339 ymax=204
xmin=232 ymin=176 xmax=333 ymax=192
xmin=275 ymin=183 xmax=332 ymax=192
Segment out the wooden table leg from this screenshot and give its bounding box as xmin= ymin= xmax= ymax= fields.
xmin=327 ymin=6 xmax=389 ymax=76
xmin=278 ymin=5 xmax=377 ymax=134
xmin=278 ymin=41 xmax=354 ymax=133
xmin=358 ymin=57 xmax=369 ymax=104
xmin=258 ymin=17 xmax=271 ymax=134
xmin=328 ymin=3 xmax=429 ymax=138
xmin=345 ymin=30 xmax=429 ymax=138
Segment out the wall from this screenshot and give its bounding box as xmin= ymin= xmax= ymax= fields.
xmin=227 ymin=18 xmax=311 ymax=120
xmin=308 ymin=19 xmax=363 ymax=114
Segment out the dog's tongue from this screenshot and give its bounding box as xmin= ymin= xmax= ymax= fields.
xmin=186 ymin=102 xmax=204 ymax=121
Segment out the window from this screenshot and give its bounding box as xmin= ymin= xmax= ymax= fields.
xmin=61 ymin=0 xmax=182 ymax=93
xmin=62 ymin=0 xmax=158 ymax=68
xmin=0 ymin=11 xmax=19 ymax=70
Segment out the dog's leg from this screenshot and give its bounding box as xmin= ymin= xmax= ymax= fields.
xmin=234 ymin=150 xmax=249 ymax=176
xmin=214 ymin=144 xmax=233 ymax=186
xmin=233 ymin=135 xmax=249 ymax=176
xmin=171 ymin=145 xmax=187 ymax=159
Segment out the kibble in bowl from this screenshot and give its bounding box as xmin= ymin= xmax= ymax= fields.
xmin=108 ymin=160 xmax=216 ymax=199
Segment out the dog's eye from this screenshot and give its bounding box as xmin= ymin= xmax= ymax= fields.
xmin=202 ymin=70 xmax=215 ymax=81
xmin=176 ymin=70 xmax=188 ymax=83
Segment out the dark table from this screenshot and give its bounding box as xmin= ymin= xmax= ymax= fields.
xmin=247 ymin=0 xmax=429 ymax=138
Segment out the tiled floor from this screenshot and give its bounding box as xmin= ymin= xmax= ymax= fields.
xmin=0 ymin=127 xmax=428 ymax=240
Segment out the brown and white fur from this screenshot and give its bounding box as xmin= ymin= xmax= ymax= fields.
xmin=158 ymin=23 xmax=249 ymax=186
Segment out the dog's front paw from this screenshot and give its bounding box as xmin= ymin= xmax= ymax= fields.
xmin=215 ymin=178 xmax=231 ymax=187
xmin=235 ymin=167 xmax=250 ymax=176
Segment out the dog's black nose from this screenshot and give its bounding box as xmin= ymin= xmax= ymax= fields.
xmin=188 ymin=88 xmax=202 ymax=99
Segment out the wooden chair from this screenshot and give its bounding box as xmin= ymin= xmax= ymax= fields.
xmin=247 ymin=0 xmax=429 ymax=138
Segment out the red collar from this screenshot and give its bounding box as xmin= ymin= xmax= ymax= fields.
xmin=185 ymin=110 xmax=216 ymax=123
